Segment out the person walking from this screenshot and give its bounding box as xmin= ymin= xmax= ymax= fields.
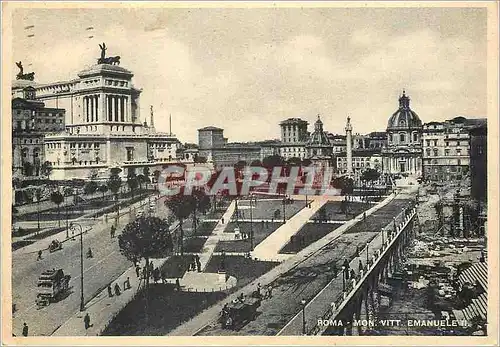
xmin=22 ymin=322 xmax=28 ymax=337
xmin=221 ymin=217 xmax=224 ymax=224
xmin=114 ymin=283 xmax=121 ymax=296
xmin=37 ymin=250 xmax=42 ymax=261
xmin=107 ymin=284 xmax=113 ymax=297
xmin=123 ymin=277 xmax=131 ymax=290
xmin=84 ymin=313 xmax=91 ymax=330
xmin=110 ymin=225 xmax=116 ymax=239
xmin=135 ymin=265 xmax=140 ymax=278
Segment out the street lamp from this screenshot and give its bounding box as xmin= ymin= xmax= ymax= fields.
xmin=250 ymin=195 xmax=254 ymax=251
xmin=301 ymin=299 xmax=307 ymax=335
xmin=70 ymin=222 xmax=86 ymax=311
xmin=282 ymin=197 xmax=286 ymax=224
xmin=341 ymin=266 xmax=346 ymax=291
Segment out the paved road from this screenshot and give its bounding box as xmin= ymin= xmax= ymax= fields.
xmin=11 ymin=194 xmax=160 ymax=336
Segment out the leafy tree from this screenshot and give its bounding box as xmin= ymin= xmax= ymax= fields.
xmin=153 ymin=170 xmax=161 ymax=183
xmin=23 ymin=162 xmax=34 ymax=176
xmin=50 ymin=191 xmax=64 ymax=227
xmin=287 ymin=157 xmax=302 ymax=166
xmin=40 ymin=161 xmax=53 ymax=179
xmin=89 ymin=168 xmax=99 ymax=181
xmin=250 ymin=159 xmax=262 ymax=166
xmin=262 ymin=155 xmax=285 ymax=168
xmin=302 ymin=158 xmax=312 ymax=167
xmin=99 ymin=184 xmax=108 ymax=200
xmin=118 ymin=216 xmax=173 ymax=322
xmin=127 ymin=172 xmax=139 ymax=198
xmin=194 ymin=156 xmax=207 ymax=164
xmin=107 ymin=168 xmax=123 ymax=217
xmin=83 ymin=181 xmax=98 ymax=195
xmin=165 ymin=192 xmax=196 ymax=255
xmin=118 ymin=216 xmax=173 ymax=268
xmin=361 ymin=168 xmax=381 ymax=186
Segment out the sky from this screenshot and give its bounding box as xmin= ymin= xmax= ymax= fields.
xmin=12 ymin=6 xmax=487 ymax=143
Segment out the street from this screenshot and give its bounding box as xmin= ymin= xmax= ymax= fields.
xmin=11 ymin=193 xmax=161 ymax=336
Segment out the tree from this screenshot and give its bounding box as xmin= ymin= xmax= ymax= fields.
xmin=361 ymin=168 xmax=381 ymax=186
xmin=194 ymin=156 xmax=207 ymax=164
xmin=83 ymin=181 xmax=98 ymax=195
xmin=118 ymin=216 xmax=173 ymax=324
xmin=50 ymin=191 xmax=64 ymax=227
xmin=137 ymin=174 xmax=150 ymax=191
xmin=287 ymin=157 xmax=302 ymax=166
xmin=40 ymin=161 xmax=53 ymax=179
xmin=127 ymin=172 xmax=139 ymax=198
xmin=250 ymin=159 xmax=262 ymax=167
xmin=23 ymin=162 xmax=34 ymax=176
xmin=191 ymin=188 xmax=211 ymax=234
xmin=89 ymin=168 xmax=99 ymax=181
xmin=107 ymin=168 xmax=123 ymax=217
xmin=262 ymin=155 xmax=285 ymax=168
xmin=99 ymin=184 xmax=108 ymax=200
xmin=165 ymin=192 xmax=196 ymax=255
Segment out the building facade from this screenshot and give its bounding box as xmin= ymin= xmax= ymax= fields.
xmin=16 ymin=56 xmax=182 ymax=180
xmin=278 ymin=118 xmax=309 ymax=159
xmin=306 ymin=116 xmax=333 ymax=168
xmin=421 ymin=117 xmax=483 ymax=181
xmin=469 ymin=124 xmax=487 ymax=202
xmin=198 ymin=126 xmax=279 ymax=168
xmin=382 ymin=90 xmax=423 ymax=175
xmin=12 ymin=84 xmax=66 ymax=177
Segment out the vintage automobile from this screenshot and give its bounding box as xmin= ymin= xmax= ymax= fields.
xmin=220 ymin=294 xmax=262 ymax=330
xmin=35 ymin=269 xmax=71 ymax=308
xmin=48 ymin=240 xmax=62 ymax=253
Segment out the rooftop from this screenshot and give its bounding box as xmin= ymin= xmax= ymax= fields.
xmin=198 ymin=126 xmax=224 ymax=132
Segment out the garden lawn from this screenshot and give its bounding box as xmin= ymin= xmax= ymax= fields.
xmin=279 ymin=222 xmax=342 ymax=254
xmin=311 ymin=201 xmax=370 ymax=222
xmin=215 ymin=222 xmax=282 ymax=253
xmin=235 ymin=199 xmax=305 ymax=220
xmin=102 ymin=284 xmax=226 ymax=336
xmin=204 ymin=255 xmax=280 ymax=292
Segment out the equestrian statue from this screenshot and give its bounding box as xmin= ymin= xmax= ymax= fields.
xmin=97 ymin=43 xmax=121 ymax=65
xmin=16 ymin=61 xmax=35 ymax=81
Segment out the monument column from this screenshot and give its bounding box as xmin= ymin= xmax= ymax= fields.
xmin=345 ymin=116 xmax=353 ymax=176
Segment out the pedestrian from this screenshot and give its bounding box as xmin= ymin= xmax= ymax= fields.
xmin=110 ymin=225 xmax=116 ymax=238
xmin=176 ymin=278 xmax=181 ymax=291
xmin=350 ymin=269 xmax=356 ymax=280
xmin=221 ymin=217 xmax=225 ymax=224
xmin=123 ymin=277 xmax=131 ymax=290
xmin=114 ymin=283 xmax=121 ymax=296
xmin=256 ymin=283 xmax=261 ymax=297
xmin=153 ymin=268 xmax=160 ymax=284
xmin=86 ymin=247 xmax=93 ymax=258
xmin=107 ymin=284 xmax=113 ymax=297
xmin=196 ymin=261 xmax=201 ymax=272
xmin=358 ymin=260 xmax=364 ymax=272
xmin=22 ymin=322 xmax=28 ymax=337
xmin=135 ymin=265 xmax=140 ymax=278
xmin=267 ymin=286 xmax=273 ymax=299
xmin=84 ymin=313 xmax=91 ymax=330
xmin=37 ymin=250 xmax=42 ymax=261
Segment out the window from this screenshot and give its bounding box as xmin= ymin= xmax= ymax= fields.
xmin=400 ymin=133 xmax=405 ymax=142
xmin=456 ymin=149 xmax=462 ymax=156
xmin=444 ymin=149 xmax=450 ymax=156
xmin=413 ymin=133 xmax=418 ymax=142
xmin=426 ymin=148 xmax=431 ymax=156
xmin=433 ymin=148 xmax=438 ymax=156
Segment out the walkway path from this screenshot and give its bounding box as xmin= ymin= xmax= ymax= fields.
xmin=251 ymin=196 xmax=333 ymax=261
xmin=199 ymin=201 xmax=236 ymax=271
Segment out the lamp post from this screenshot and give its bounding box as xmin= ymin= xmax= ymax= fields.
xmin=301 ymin=299 xmax=307 ymax=335
xmin=282 ymin=196 xmax=286 ymax=224
xmin=341 ymin=266 xmax=346 ymax=291
xmin=70 ymin=222 xmax=86 ymax=311
xmin=250 ymin=195 xmax=254 ymax=250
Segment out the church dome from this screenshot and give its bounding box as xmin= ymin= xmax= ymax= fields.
xmin=387 ymin=90 xmax=422 ymax=130
xmin=307 ymin=115 xmax=330 ymax=146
